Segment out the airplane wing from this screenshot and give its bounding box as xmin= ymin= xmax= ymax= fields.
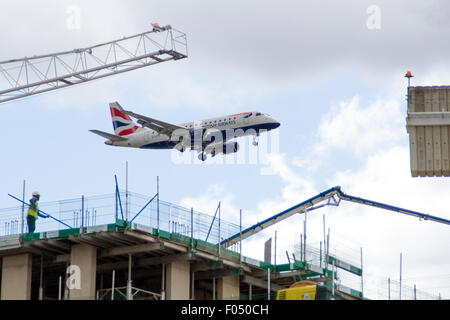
xmin=89 ymin=130 xmax=128 ymax=141
xmin=122 ymin=110 xmax=187 ymax=136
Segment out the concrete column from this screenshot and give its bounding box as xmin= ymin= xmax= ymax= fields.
xmin=166 ymin=260 xmax=190 ymax=300
xmin=69 ymin=243 xmax=97 ymax=300
xmin=217 ymin=275 xmax=240 ymax=300
xmin=1 ymin=253 xmax=32 ymax=300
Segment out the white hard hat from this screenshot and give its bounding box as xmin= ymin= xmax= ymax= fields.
xmin=32 ymin=191 xmax=40 ymax=197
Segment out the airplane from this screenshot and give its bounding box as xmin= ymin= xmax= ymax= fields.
xmin=90 ymin=102 xmax=280 ymax=161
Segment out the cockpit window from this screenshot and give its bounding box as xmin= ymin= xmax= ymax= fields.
xmin=255 ymin=112 xmax=262 ymax=116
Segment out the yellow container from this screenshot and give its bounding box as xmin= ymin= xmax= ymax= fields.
xmin=276 ymin=284 xmax=317 ymax=300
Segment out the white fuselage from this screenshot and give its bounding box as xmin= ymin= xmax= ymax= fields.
xmin=107 ymin=111 xmax=280 ymax=149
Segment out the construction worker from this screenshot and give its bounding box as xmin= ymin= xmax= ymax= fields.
xmin=27 ymin=191 xmax=48 ymax=233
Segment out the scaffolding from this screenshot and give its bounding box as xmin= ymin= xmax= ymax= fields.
xmin=1 ymin=191 xmax=245 ymax=248
xmin=0 ymin=188 xmax=356 ymax=299
xmin=1 ymin=185 xmax=447 ymax=300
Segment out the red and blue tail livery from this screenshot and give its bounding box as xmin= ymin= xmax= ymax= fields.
xmin=110 ymin=102 xmax=139 ymax=136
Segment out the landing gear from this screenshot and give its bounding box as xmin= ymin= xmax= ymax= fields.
xmin=174 ymin=135 xmax=188 ymax=152
xmin=175 ymin=144 xmax=186 ymax=152
xmin=198 ymin=152 xmax=207 ymax=161
xmin=252 ymin=134 xmax=259 ymax=146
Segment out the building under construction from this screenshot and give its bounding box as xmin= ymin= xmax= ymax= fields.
xmin=1 ymin=183 xmax=448 ymax=300
xmin=0 ymin=184 xmax=370 ymax=301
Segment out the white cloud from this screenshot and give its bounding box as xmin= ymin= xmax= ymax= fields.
xmin=315 ymin=95 xmax=405 ymax=156
xmin=256 ymin=153 xmax=317 ymax=217
xmin=417 ymin=67 xmax=450 ymax=87
xmin=3 ymin=1 xmax=450 ymax=92
xmin=138 ymin=66 xmax=268 ymax=112
xmin=180 ymin=184 xmax=240 ymax=221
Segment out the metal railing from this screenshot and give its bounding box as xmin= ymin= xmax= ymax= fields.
xmin=278 ymin=239 xmax=446 ymax=300
xmin=97 ymin=286 xmax=162 ymax=301
xmin=0 ymin=190 xmax=252 ymax=251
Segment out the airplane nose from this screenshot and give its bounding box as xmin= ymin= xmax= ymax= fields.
xmin=269 ymin=117 xmax=280 ymax=128
xmin=266 ymin=120 xmax=280 ymax=130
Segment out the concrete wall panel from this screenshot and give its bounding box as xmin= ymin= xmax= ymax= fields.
xmin=1 ymin=253 xmax=32 ymax=300
xmin=166 ymin=260 xmax=190 ymax=300
xmin=69 ymin=243 xmax=97 ymax=300
xmin=407 ymin=86 xmax=450 ymax=177
xmin=217 ymin=275 xmax=240 ymax=300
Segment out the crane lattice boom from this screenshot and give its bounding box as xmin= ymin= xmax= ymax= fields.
xmin=0 ymin=25 xmax=187 ymax=104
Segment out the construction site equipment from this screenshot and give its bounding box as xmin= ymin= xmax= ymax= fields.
xmin=3 ymin=187 xmax=447 ymax=300
xmin=406 ymin=86 xmax=450 ymax=177
xmin=221 ymin=186 xmax=450 ymax=248
xmin=0 ymin=24 xmax=187 ymax=104
xmin=276 ymin=280 xmax=334 ymax=300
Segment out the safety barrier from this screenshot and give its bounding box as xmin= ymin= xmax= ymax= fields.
xmin=0 ymin=190 xmax=249 ymax=251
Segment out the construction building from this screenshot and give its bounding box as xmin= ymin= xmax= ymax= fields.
xmin=2 ymin=184 xmax=448 ymax=300
xmin=0 ymin=187 xmax=368 ymax=300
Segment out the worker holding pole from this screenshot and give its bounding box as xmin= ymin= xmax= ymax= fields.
xmin=8 ymin=193 xmax=72 ymax=230
xmin=27 ymin=191 xmax=48 ymax=233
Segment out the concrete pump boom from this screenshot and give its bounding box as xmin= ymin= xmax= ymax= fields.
xmin=221 ymin=186 xmax=450 ymax=248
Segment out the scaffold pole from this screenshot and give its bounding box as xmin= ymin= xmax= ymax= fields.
xmin=114 ymin=175 xmax=124 ymax=220
xmin=361 ymin=247 xmax=364 ymax=299
xmin=21 ymin=180 xmax=25 ymax=235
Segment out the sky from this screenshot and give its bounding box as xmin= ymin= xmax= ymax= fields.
xmin=1 ymin=0 xmax=450 ymax=299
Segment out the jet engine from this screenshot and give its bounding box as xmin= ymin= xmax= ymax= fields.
xmin=222 ymin=141 xmax=239 ymax=154
xmin=209 ymin=142 xmax=239 ymax=157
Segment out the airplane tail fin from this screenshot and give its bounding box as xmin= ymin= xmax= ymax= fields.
xmin=109 ymin=102 xmax=139 ymax=136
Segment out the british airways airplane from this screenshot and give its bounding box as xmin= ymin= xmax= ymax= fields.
xmin=90 ymin=102 xmax=280 ymax=161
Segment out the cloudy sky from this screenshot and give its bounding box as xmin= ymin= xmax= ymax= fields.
xmin=1 ymin=1 xmax=450 ymax=299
